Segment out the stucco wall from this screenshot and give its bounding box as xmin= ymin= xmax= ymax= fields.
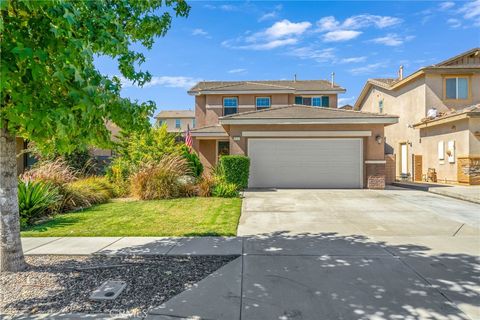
xmin=197 ymin=139 xmax=218 ymax=172
xmin=469 ymin=117 xmax=480 ymax=155
xmin=425 ymin=73 xmax=480 ymax=112
xmin=359 ymin=77 xmax=427 ymax=178
xmin=418 ymin=119 xmax=470 ymax=182
xmin=156 ymin=117 xmax=195 ymax=133
xmin=195 ymin=93 xmax=339 ymax=127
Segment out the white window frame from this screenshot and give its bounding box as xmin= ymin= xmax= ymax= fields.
xmin=175 ymin=119 xmax=181 ymax=129
xmin=445 ymin=77 xmax=469 ymax=100
xmin=255 ymin=97 xmax=271 ymax=109
xmin=223 ymin=97 xmax=238 ymax=115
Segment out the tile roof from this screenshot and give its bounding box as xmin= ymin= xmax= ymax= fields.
xmin=190 ymin=124 xmax=226 ymax=133
xmin=415 ymin=104 xmax=480 ymax=127
xmin=155 ymin=110 xmax=194 ymax=118
xmin=188 ymin=80 xmax=345 ymax=93
xmin=220 ymin=105 xmax=397 ymax=120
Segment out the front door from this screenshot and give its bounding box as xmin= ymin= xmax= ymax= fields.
xmin=400 ymin=143 xmax=408 ymax=176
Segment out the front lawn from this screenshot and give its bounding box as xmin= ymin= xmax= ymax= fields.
xmin=21 ymin=197 xmax=242 ymax=237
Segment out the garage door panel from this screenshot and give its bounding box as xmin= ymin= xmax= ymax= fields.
xmin=248 ymin=139 xmax=362 ymax=189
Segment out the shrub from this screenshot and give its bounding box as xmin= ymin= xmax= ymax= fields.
xmin=130 ymin=155 xmax=191 ymax=200
xmin=105 ymin=158 xmax=132 ymax=196
xmin=196 ymin=175 xmax=216 ymax=197
xmin=21 ymin=159 xmax=78 ymax=186
xmin=61 ymin=177 xmax=115 ymax=211
xmin=18 ymin=180 xmax=62 ymax=227
xmin=181 ymin=145 xmax=203 ymax=178
xmin=218 ymin=155 xmax=250 ymax=189
xmin=212 ymin=182 xmax=239 ymax=198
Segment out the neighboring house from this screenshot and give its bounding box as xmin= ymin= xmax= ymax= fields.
xmin=340 ymin=104 xmax=354 ymax=110
xmin=90 ymin=121 xmax=121 ymax=165
xmin=189 ymin=79 xmax=398 ymax=189
xmin=155 ymin=110 xmax=195 ymax=133
xmin=355 ymin=48 xmax=480 ymax=185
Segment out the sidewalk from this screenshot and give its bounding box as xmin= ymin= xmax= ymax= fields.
xmin=392 ymin=181 xmax=480 ymax=204
xmin=17 ymin=235 xmax=479 ymax=320
xmin=22 ymin=236 xmax=242 ymax=256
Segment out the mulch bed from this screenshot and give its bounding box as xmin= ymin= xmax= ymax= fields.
xmin=0 ymin=255 xmax=236 ymax=317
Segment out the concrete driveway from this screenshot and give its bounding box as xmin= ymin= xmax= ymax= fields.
xmin=238 ymin=187 xmax=480 ymax=237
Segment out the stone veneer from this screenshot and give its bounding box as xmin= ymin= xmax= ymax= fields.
xmin=366 ymin=163 xmax=386 ymax=189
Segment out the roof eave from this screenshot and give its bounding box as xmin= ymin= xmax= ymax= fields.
xmin=413 ymin=112 xmax=480 ymax=128
xmin=188 ymin=89 xmax=345 ymax=95
xmin=219 ymin=118 xmax=399 ymax=125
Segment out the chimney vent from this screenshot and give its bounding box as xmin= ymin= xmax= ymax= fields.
xmin=398 ymin=65 xmax=404 ymax=80
xmin=294 ymin=74 xmax=297 ymax=82
xmin=331 ymin=72 xmax=335 ymax=88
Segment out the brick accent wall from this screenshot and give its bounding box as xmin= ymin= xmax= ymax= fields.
xmin=385 ymin=154 xmax=396 ymax=185
xmin=366 ymin=163 xmax=386 ymax=189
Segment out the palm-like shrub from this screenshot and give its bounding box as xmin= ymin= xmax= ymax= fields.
xmin=130 ymin=155 xmax=191 ymax=200
xmin=212 ymin=182 xmax=239 ymax=198
xmin=18 ymin=180 xmax=62 ymax=227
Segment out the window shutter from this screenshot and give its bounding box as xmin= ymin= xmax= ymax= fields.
xmin=294 ymin=96 xmax=303 ymax=104
xmin=321 ymin=96 xmax=329 ymax=107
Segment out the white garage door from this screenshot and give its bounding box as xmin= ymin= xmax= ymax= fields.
xmin=248 ymin=138 xmax=363 ymax=188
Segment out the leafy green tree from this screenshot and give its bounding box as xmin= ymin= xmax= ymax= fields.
xmin=0 ymin=0 xmax=189 ymax=271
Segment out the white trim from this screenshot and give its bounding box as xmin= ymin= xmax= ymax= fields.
xmin=220 ymin=118 xmax=398 ymax=125
xmin=247 ymin=138 xmax=363 ymax=188
xmin=365 ymin=160 xmax=386 ymax=164
xmin=242 ymin=131 xmax=372 ymax=137
xmin=191 ymin=132 xmax=228 ymax=137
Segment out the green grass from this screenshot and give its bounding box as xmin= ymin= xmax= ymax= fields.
xmin=21 ymin=197 xmax=242 ymax=237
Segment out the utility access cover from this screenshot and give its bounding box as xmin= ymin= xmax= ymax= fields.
xmin=90 ymin=280 xmax=126 ymax=301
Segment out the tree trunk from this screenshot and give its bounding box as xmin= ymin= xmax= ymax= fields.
xmin=0 ymin=126 xmax=26 ymax=272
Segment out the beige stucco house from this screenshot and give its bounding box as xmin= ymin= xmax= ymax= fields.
xmin=189 ymin=80 xmax=398 ymax=189
xmin=355 ymin=48 xmax=480 ymax=185
xmin=155 ymin=110 xmax=195 ymax=133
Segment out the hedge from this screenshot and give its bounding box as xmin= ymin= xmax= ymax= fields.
xmin=219 ymin=155 xmax=250 ymax=189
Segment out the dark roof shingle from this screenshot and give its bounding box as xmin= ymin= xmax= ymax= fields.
xmin=189 ymin=80 xmax=345 ymax=93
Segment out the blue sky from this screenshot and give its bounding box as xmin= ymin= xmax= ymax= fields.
xmin=95 ymin=0 xmax=480 ymax=119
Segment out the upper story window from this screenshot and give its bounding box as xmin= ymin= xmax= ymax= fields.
xmin=378 ymin=100 xmax=384 ymax=113
xmin=296 ymin=96 xmax=329 ymax=107
xmin=158 ymin=120 xmax=166 ymax=126
xmin=192 ymin=118 xmax=196 ymax=128
xmin=445 ymin=77 xmax=468 ymax=100
xmin=223 ymin=97 xmax=238 ymax=116
xmin=256 ymin=97 xmax=271 ymax=110
xmin=175 ymin=119 xmax=181 ymax=128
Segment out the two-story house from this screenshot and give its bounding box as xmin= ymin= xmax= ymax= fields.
xmin=189 ymin=79 xmax=398 ymax=189
xmin=355 ymin=48 xmax=480 ymax=185
xmin=155 ymin=110 xmax=195 ymax=133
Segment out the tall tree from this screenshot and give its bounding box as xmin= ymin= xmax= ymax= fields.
xmin=0 ymin=0 xmax=189 ymax=271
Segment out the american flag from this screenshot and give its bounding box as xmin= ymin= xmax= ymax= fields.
xmin=185 ymin=124 xmax=193 ymax=148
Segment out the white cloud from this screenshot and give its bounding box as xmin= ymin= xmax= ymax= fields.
xmin=263 ymin=19 xmax=312 ymax=38
xmin=228 ymin=68 xmax=247 ymax=74
xmin=340 ymin=56 xmax=367 ymax=63
xmin=317 ymin=14 xmax=402 ymax=31
xmin=458 ymin=0 xmax=480 ymax=26
xmin=192 ymin=28 xmax=209 ymax=37
xmin=120 ymin=76 xmax=201 ymax=89
xmin=439 ymin=1 xmax=455 ymax=10
xmin=223 ymin=19 xmax=311 ymax=51
xmin=349 ymin=62 xmax=388 ymax=75
xmin=323 ymin=30 xmax=362 ymax=42
xmin=447 ymin=18 xmax=462 ymax=28
xmin=259 ymin=4 xmax=282 ymax=22
xmin=369 ymin=34 xmax=414 ymax=46
xmin=288 ymin=47 xmax=336 ymax=62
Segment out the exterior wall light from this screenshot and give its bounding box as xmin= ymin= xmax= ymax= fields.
xmin=375 ymin=135 xmax=383 ymax=144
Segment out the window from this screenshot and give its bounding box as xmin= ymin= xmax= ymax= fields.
xmin=158 ymin=120 xmax=166 ymax=126
xmin=302 ymin=97 xmax=312 ymax=106
xmin=175 ymin=119 xmax=181 ymax=128
xmin=256 ymin=97 xmax=271 ymax=110
xmin=217 ymin=141 xmax=230 ymax=160
xmin=294 ymin=96 xmax=303 ymax=104
xmin=312 ymin=97 xmax=321 ymax=107
xmin=378 ymin=100 xmax=384 ymax=113
xmin=445 ymin=77 xmax=468 ymax=100
xmin=223 ymin=97 xmax=238 ymax=115
xmin=192 ymin=118 xmax=196 ymax=128
xmin=321 ymin=96 xmax=329 ymax=107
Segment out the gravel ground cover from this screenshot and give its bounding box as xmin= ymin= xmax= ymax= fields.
xmin=0 ymin=255 xmax=236 ymax=317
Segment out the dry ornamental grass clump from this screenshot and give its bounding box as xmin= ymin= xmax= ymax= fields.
xmin=130 ymin=155 xmax=193 ymax=200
